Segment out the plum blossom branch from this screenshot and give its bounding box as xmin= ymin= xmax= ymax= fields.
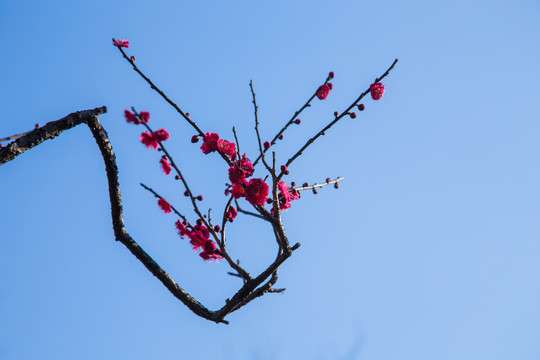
xmin=279 ymin=59 xmax=398 ymax=180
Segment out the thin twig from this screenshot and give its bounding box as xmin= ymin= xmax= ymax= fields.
xmin=0 ymin=130 xmax=33 ymax=143
xmin=294 ymin=176 xmax=344 ymax=191
xmin=114 ymin=41 xmax=204 ymax=137
xmin=232 ymin=126 xmax=241 ymax=159
xmin=249 ymin=80 xmax=272 ymax=173
xmin=140 ymin=183 xmax=189 ymax=222
xmin=234 ymin=199 xmax=266 ymax=220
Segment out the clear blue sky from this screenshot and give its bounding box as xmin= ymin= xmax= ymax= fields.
xmin=1 ymin=0 xmax=539 ymax=359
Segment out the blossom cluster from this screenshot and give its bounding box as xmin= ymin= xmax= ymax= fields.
xmin=140 ymin=129 xmax=170 ymax=150
xmin=125 ymin=109 xmax=149 ymax=124
xmin=226 ymin=155 xmax=269 ymax=206
xmin=113 ymin=39 xmax=129 ymax=48
xmin=175 ymin=220 xmax=224 ymax=261
xmin=277 ymin=181 xmax=301 ymax=211
xmin=200 ymin=132 xmax=237 ymax=160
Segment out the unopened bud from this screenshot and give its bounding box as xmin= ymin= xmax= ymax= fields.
xmin=280 ymin=165 xmax=287 ymax=172
xmin=312 ymin=189 xmax=318 ymax=194
xmin=196 ymin=195 xmax=203 ymax=201
xmin=358 ymin=104 xmax=366 ymax=111
xmin=264 ymin=141 xmax=271 ymax=150
xmin=266 ymin=198 xmax=273 ymax=204
xmin=326 ymin=178 xmax=331 ymax=183
xmin=334 ymin=182 xmax=339 ymax=189
xmin=175 ymin=175 xmax=182 ymax=180
xmin=278 ymin=134 xmax=284 ymax=140
xmin=130 ymin=56 xmax=136 ymax=62
xmin=329 ymin=71 xmax=335 ymax=79
xmin=214 ymin=225 xmax=221 ymax=232
xmin=186 ymin=113 xmax=190 ymax=118
xmin=291 ymin=181 xmax=296 ymax=187
xmin=327 ymin=83 xmax=333 ymax=90
xmin=334 ymin=111 xmax=339 ymax=117
xmin=294 ymin=119 xmax=301 ymax=124
xmin=196 ymin=219 xmax=203 ymax=225
xmin=184 ymin=190 xmax=190 ymax=197
xmin=191 ymin=135 xmax=199 ymax=143
xmin=350 ymin=112 xmax=357 ymax=119
xmin=303 ymin=182 xmax=309 ymax=187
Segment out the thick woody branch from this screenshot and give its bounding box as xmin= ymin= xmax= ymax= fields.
xmin=0 ymin=107 xmax=107 ymax=165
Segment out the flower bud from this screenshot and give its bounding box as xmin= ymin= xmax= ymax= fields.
xmin=294 ymin=119 xmax=301 ymax=124
xmin=191 ymin=135 xmax=199 ymax=143
xmin=278 ymin=134 xmax=284 ymax=140
xmin=329 ymin=71 xmax=335 ymax=79
xmin=350 ymin=112 xmax=357 ymax=119
xmin=358 ymin=104 xmax=366 ymax=111
xmin=196 ymin=195 xmax=203 ymax=201
xmin=264 ymin=141 xmax=271 ymax=149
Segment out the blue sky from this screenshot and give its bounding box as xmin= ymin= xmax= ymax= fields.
xmin=1 ymin=0 xmax=539 ymax=359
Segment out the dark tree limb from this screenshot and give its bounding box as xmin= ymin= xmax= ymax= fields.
xmin=0 ymin=107 xmax=107 ymax=165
